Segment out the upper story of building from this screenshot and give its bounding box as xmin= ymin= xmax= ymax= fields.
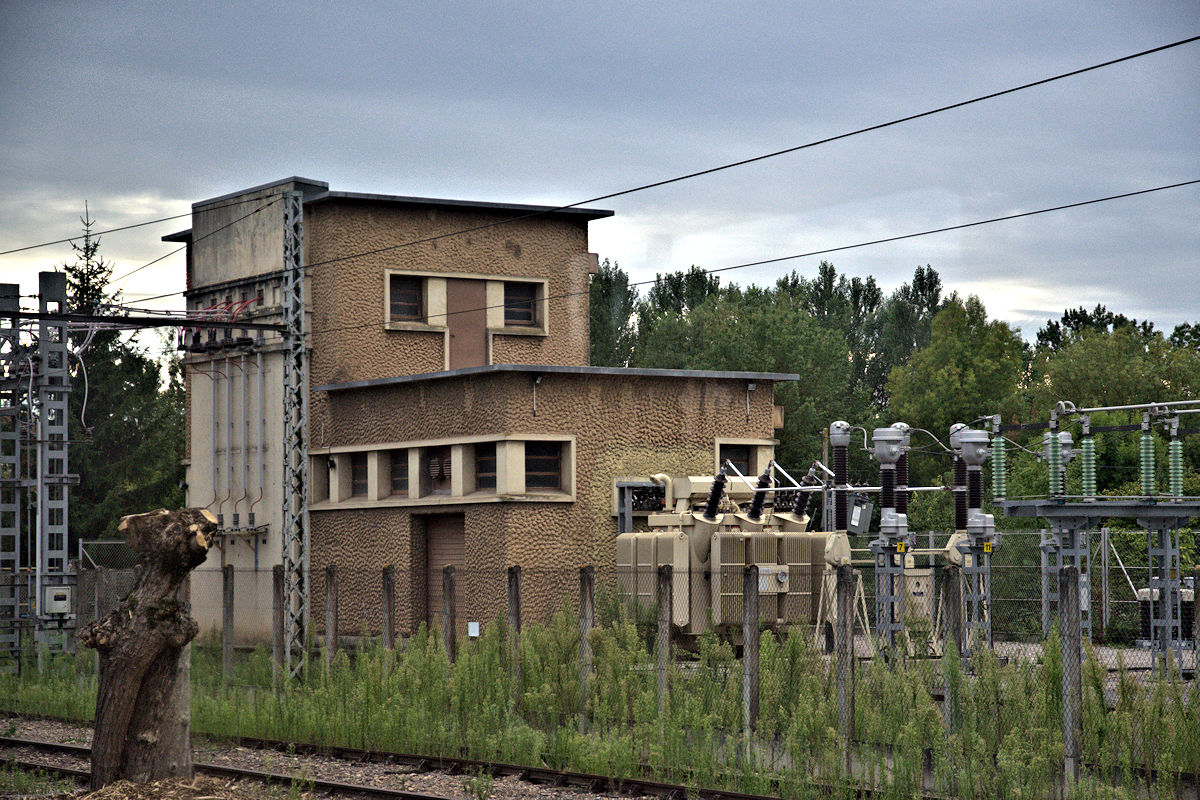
xmin=171 ymin=176 xmax=613 ymax=385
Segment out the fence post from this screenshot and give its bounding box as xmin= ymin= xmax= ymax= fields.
xmin=1059 ymin=562 xmax=1082 ymax=788
xmin=943 ymin=564 xmax=963 ymax=658
xmin=579 ymin=565 xmax=594 ymax=734
xmin=1100 ymin=528 xmax=1111 ymax=637
xmin=324 ymin=564 xmax=339 ymax=665
xmin=272 ymin=564 xmax=284 ymax=678
xmin=656 ymin=565 xmax=672 ymax=715
xmin=1041 ymin=531 xmax=1052 ymax=638
xmin=1194 ymin=565 xmax=1199 ymax=752
xmin=742 ymin=564 xmax=760 ymax=744
xmin=507 ymin=565 xmax=522 ymax=703
xmin=835 ymin=563 xmax=855 ymax=775
xmin=222 ymin=564 xmax=235 ymax=679
xmin=442 ymin=565 xmax=456 ymax=663
xmin=381 ymin=565 xmax=395 ymax=649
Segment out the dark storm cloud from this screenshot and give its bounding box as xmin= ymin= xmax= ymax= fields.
xmin=1 ymin=1 xmax=1197 ymax=333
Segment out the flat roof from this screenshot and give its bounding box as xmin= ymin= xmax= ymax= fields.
xmin=305 ymin=190 xmax=613 ymax=221
xmin=316 ymin=363 xmax=799 ymax=393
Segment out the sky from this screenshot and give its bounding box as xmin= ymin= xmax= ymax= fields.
xmin=1 ymin=2 xmax=1197 ymax=339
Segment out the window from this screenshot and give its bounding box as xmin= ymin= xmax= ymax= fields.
xmin=389 ymin=275 xmax=424 ymax=321
xmin=390 ymin=449 xmax=408 ymax=495
xmin=475 ymin=442 xmax=496 ymax=491
xmin=719 ymin=444 xmax=752 ymax=476
xmin=350 ymin=452 xmax=368 ymax=496
xmin=525 ymin=441 xmax=562 ymax=490
xmin=503 ymin=282 xmax=537 ymax=326
xmin=424 ymin=446 xmax=452 ymax=495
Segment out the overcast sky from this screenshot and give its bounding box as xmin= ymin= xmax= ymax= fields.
xmin=1 ymin=2 xmax=1197 ymax=338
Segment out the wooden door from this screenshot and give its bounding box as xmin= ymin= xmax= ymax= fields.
xmin=425 ymin=513 xmax=465 ymax=626
xmin=445 ymin=279 xmax=487 ymax=369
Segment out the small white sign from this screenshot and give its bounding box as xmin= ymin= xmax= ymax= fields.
xmin=467 ymin=621 xmax=480 ymax=638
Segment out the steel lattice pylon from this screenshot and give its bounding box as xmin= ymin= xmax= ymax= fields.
xmin=0 ymin=284 xmax=21 ymax=657
xmin=281 ymin=191 xmax=309 ymax=678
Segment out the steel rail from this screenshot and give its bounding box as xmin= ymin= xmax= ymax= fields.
xmin=0 ymin=735 xmax=452 ymax=800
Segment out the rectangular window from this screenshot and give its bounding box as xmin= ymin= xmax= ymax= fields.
xmin=503 ymin=282 xmax=537 ymax=326
xmin=389 ymin=275 xmax=424 ymax=321
xmin=350 ymin=452 xmax=368 ymax=497
xmin=475 ymin=442 xmax=496 ymax=491
xmin=525 ymin=441 xmax=561 ymax=490
xmin=424 ymin=446 xmax=452 ymax=495
xmin=719 ymin=444 xmax=752 ymax=476
xmin=390 ymin=449 xmax=408 ymax=495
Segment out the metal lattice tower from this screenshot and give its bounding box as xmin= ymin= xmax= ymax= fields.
xmin=280 ymin=191 xmax=309 ymax=678
xmin=0 ymin=284 xmax=22 ymax=657
xmin=36 ymin=272 xmax=71 ymax=652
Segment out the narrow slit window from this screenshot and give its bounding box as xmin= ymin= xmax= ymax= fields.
xmin=525 ymin=441 xmax=562 ymax=490
xmin=389 ymin=275 xmax=424 ymax=321
xmin=350 ymin=452 xmax=368 ymax=497
xmin=390 ymin=449 xmax=408 ymax=495
xmin=503 ymin=282 xmax=537 ymax=326
xmin=475 ymin=442 xmax=496 ymax=491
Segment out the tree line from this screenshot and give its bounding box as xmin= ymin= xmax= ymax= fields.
xmin=590 ymin=259 xmax=1200 ymax=518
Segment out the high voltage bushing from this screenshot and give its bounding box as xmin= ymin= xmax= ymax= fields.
xmin=1081 ymin=436 xmax=1096 ymax=500
xmin=746 ymin=468 xmax=771 ymax=521
xmin=830 ymin=421 xmax=851 ymax=531
xmin=703 ymin=470 xmax=727 ymax=521
xmin=1046 ymin=426 xmax=1063 ymax=496
xmin=951 ymin=423 xmax=969 ymax=531
xmin=1168 ymin=436 xmax=1183 ymax=498
xmin=990 ymin=432 xmax=1007 ymax=500
xmin=892 ymin=422 xmax=911 ymax=515
xmin=1140 ymin=426 xmax=1155 ymax=496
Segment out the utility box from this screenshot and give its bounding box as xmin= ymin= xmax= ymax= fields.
xmin=43 ymin=586 xmax=72 ymax=615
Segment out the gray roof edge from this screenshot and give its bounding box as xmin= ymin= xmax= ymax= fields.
xmin=305 ymin=190 xmax=614 ymax=220
xmin=316 ymin=363 xmax=800 ymax=393
xmin=194 ymin=177 xmax=330 ymax=208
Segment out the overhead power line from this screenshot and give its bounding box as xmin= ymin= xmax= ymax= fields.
xmin=0 ymin=193 xmax=268 ymax=257
xmin=292 ymin=33 xmax=1200 ymax=275
xmin=107 ymin=196 xmax=282 ymax=288
xmin=297 ymin=178 xmax=1200 ymax=338
xmin=105 ymin=31 xmax=1200 ymax=300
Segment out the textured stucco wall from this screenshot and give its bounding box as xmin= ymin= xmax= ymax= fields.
xmin=309 ymin=371 xmax=779 ymax=634
xmin=305 ymin=200 xmax=594 ymax=392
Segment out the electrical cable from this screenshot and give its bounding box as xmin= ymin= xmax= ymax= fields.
xmin=107 ymin=196 xmax=281 ymax=288
xmin=301 ymin=177 xmax=1200 ymax=339
xmin=69 ymin=349 xmax=89 ymax=429
xmin=0 ymin=194 xmax=273 ymax=257
xmin=105 ymin=34 xmax=1200 ymax=303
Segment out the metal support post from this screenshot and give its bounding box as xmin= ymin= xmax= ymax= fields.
xmin=656 ymin=565 xmax=671 ymax=715
xmin=507 ymin=565 xmax=521 ymax=702
xmin=742 ymin=565 xmax=760 ymax=740
xmin=1146 ymin=527 xmax=1183 ymax=673
xmin=0 ymin=284 xmax=22 ymax=658
xmin=280 ymin=191 xmax=309 ymax=679
xmin=942 ymin=564 xmax=963 ymax=658
xmin=835 ymin=564 xmax=855 ymax=775
xmin=1059 ymin=560 xmax=1082 ymax=788
xmin=442 ymin=565 xmax=456 ymax=662
xmin=36 ymin=272 xmax=71 ymax=658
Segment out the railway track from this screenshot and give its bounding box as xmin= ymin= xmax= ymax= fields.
xmin=1 ymin=735 xmax=455 ymax=800
xmin=0 ymin=729 xmax=812 ymax=800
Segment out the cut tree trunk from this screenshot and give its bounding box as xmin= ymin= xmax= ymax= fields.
xmin=80 ymin=507 xmax=216 ymax=790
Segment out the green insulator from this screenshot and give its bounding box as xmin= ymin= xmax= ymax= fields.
xmin=991 ymin=435 xmax=1007 ymax=498
xmin=1169 ymin=438 xmax=1183 ymax=498
xmin=1047 ymin=431 xmax=1062 ymax=495
xmin=1081 ymin=436 xmax=1096 ymax=499
xmin=1140 ymin=432 xmax=1155 ymax=496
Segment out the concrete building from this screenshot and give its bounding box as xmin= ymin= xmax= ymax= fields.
xmin=174 ymin=176 xmax=797 ymax=640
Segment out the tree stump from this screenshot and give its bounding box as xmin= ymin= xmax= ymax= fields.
xmin=80 ymin=508 xmax=216 ymax=789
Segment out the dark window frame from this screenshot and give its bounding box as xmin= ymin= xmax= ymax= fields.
xmin=525 ymin=440 xmax=562 ymax=490
xmin=503 ymin=281 xmax=538 ymax=327
xmin=719 ymin=444 xmax=753 ymax=476
xmin=350 ymin=452 xmax=369 ymax=497
xmin=423 ymin=446 xmax=452 ymax=496
xmin=389 ymin=274 xmax=425 ymax=322
xmin=389 ymin=449 xmax=408 ymax=496
xmin=475 ymin=442 xmax=497 ymax=491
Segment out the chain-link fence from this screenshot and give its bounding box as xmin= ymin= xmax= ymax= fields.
xmin=38 ymin=528 xmax=1200 ymax=797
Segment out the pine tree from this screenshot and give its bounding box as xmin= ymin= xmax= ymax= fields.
xmin=60 ymin=209 xmax=184 ymax=545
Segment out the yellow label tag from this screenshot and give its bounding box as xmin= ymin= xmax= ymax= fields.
xmin=984 ymin=542 xmax=993 ymax=553
xmin=896 ymin=542 xmax=906 ymax=553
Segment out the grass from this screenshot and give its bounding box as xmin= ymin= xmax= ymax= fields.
xmin=0 ymin=759 xmax=76 ymax=796
xmin=2 ymin=610 xmax=1197 ymax=800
